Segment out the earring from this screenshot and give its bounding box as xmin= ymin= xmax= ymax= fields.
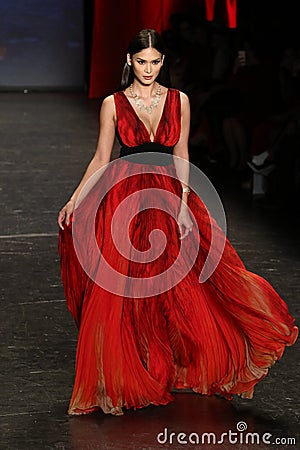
xmin=128 ymin=61 xmax=131 ymax=66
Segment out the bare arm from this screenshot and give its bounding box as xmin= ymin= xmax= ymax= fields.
xmin=173 ymin=91 xmax=191 ymax=204
xmin=58 ymin=95 xmax=116 ymax=229
xmin=173 ymin=92 xmax=193 ymax=239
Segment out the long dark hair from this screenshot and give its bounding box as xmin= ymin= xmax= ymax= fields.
xmin=119 ymin=29 xmax=170 ymax=90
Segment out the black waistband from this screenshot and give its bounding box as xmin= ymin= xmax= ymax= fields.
xmin=119 ymin=143 xmax=174 ymax=166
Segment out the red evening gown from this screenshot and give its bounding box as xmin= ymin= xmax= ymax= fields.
xmin=58 ymin=88 xmax=298 ymax=415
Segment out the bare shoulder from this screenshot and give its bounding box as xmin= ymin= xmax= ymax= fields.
xmin=101 ymin=94 xmax=115 ymax=110
xmin=178 ymin=91 xmax=190 ymax=107
xmin=178 ymin=91 xmax=190 ymax=117
xmin=100 ymin=94 xmax=116 ymax=121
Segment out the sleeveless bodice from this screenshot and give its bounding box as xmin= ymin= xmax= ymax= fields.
xmin=114 ymin=88 xmax=181 ymax=151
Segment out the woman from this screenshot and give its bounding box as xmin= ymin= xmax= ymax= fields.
xmin=58 ymin=29 xmax=298 ymax=416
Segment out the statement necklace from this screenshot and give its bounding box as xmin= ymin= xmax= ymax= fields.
xmin=129 ymin=83 xmax=161 ymax=114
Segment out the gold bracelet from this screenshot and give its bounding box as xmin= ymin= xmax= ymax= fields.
xmin=182 ymin=187 xmax=191 ymax=194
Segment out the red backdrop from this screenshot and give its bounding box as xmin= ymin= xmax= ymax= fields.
xmin=89 ymin=0 xmax=237 ymax=98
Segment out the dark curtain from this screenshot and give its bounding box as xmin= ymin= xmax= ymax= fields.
xmin=88 ymin=0 xmax=237 ymax=98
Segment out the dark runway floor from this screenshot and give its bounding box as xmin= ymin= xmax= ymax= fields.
xmin=0 ymin=93 xmax=299 ymax=450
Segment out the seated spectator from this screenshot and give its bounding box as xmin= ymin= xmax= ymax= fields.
xmin=221 ymin=36 xmax=283 ymax=172
xmin=247 ymin=45 xmax=300 ymax=202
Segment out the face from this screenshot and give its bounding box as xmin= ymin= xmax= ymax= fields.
xmin=127 ymin=47 xmax=164 ymax=85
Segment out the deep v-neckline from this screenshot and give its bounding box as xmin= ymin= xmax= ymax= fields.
xmin=121 ymin=89 xmax=169 ymax=143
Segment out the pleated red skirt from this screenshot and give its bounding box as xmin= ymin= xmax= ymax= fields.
xmin=58 ymin=158 xmax=298 ymax=415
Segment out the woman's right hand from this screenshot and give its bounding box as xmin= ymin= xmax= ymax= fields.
xmin=58 ymin=200 xmax=75 ymax=230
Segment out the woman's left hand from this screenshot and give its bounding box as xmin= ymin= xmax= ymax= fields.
xmin=177 ymin=204 xmax=193 ymax=240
